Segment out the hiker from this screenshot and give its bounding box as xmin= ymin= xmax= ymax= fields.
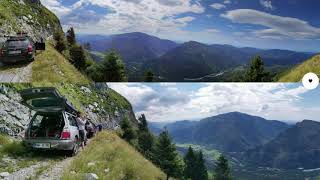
xmin=76 ymin=112 xmax=86 ymax=150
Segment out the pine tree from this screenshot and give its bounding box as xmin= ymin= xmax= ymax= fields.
xmin=138 ymin=114 xmax=148 ymax=132
xmin=154 ymin=130 xmax=182 ymax=180
xmin=102 ymin=52 xmax=126 ymax=81
xmin=214 ymin=155 xmax=232 ymax=180
xmin=137 ymin=114 xmax=155 ymax=158
xmin=120 ymin=118 xmax=136 ymax=142
xmin=69 ymin=44 xmax=87 ymax=70
xmin=66 ymin=27 xmax=76 ymax=46
xmin=53 ymin=30 xmax=67 ymax=53
xmin=144 ymin=70 xmax=155 ymax=82
xmin=245 ymin=56 xmax=270 ymax=82
xmin=196 ymin=150 xmax=208 ymax=180
xmin=184 ymin=146 xmax=196 ymax=179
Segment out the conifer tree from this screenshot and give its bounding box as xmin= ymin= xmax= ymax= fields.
xmin=214 ymin=155 xmax=232 ymax=180
xmin=154 ymin=130 xmax=182 ymax=180
xmin=196 ymin=150 xmax=208 ymax=180
xmin=138 ymin=114 xmax=148 ymax=132
xmin=184 ymin=146 xmax=196 ymax=179
xmin=120 ymin=118 xmax=136 ymax=142
xmin=66 ymin=27 xmax=76 ymax=46
xmin=137 ymin=114 xmax=154 ymax=158
xmin=53 ymin=30 xmax=67 ymax=53
xmin=144 ymin=70 xmax=155 ymax=82
xmin=69 ymin=44 xmax=86 ymax=70
xmin=245 ymin=56 xmax=270 ymax=82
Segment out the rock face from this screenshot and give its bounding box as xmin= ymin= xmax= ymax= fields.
xmin=0 ymin=85 xmax=32 ymax=136
xmin=0 ymin=0 xmax=63 ymax=43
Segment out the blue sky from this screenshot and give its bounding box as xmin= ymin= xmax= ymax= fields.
xmin=108 ymin=83 xmax=320 ymax=123
xmin=41 ymin=0 xmax=320 ymax=52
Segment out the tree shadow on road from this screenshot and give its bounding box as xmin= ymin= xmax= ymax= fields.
xmin=0 ymin=61 xmax=32 ymax=72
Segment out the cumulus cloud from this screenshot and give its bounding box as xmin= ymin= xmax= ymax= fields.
xmin=42 ymin=0 xmax=205 ymax=37
xmin=210 ymin=3 xmax=226 ymax=10
xmin=224 ymin=0 xmax=231 ymax=4
xmin=221 ymin=9 xmax=320 ymax=40
xmin=41 ymin=0 xmax=72 ymax=17
xmin=109 ymin=83 xmax=318 ymax=122
xmin=260 ymin=0 xmax=273 ymax=10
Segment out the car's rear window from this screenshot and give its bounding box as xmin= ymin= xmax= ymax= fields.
xmin=5 ymin=39 xmax=29 ymax=48
xmin=30 ymin=113 xmax=65 ymax=138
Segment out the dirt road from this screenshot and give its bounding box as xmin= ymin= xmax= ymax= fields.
xmin=7 ymin=156 xmax=74 ymax=180
xmin=0 ymin=62 xmax=32 ymax=83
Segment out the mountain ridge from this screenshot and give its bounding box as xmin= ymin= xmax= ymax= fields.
xmin=150 ymin=112 xmax=290 ymax=152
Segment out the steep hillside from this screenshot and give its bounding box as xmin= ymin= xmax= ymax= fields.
xmin=0 ymin=83 xmax=137 ymax=136
xmin=62 ymin=131 xmax=166 ymax=180
xmin=155 ymin=112 xmax=289 ymax=152
xmin=32 ymin=43 xmax=91 ymax=84
xmin=0 ymin=0 xmax=62 ymax=42
xmin=278 ymin=55 xmax=320 ymax=82
xmin=244 ymin=120 xmax=320 ymax=169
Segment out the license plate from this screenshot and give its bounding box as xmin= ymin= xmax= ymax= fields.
xmin=9 ymin=50 xmax=21 ymax=54
xmin=33 ymin=143 xmax=50 ymax=149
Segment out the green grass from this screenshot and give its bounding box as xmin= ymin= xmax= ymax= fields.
xmin=32 ymin=43 xmax=91 ymax=84
xmin=176 ymin=143 xmax=221 ymax=161
xmin=62 ymin=131 xmax=166 ymax=180
xmin=0 ymin=134 xmax=62 ymax=173
xmin=278 ymin=55 xmax=320 ymax=82
xmin=0 ymin=0 xmax=61 ymax=33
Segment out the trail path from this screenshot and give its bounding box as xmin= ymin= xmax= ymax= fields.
xmin=0 ymin=62 xmax=32 ymax=83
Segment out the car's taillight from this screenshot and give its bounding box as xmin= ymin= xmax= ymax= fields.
xmin=61 ymin=130 xmax=71 ymax=140
xmin=0 ymin=48 xmax=3 ymax=55
xmin=27 ymin=45 xmax=33 ymax=54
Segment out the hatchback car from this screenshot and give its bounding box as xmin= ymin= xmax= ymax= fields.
xmin=20 ymin=87 xmax=82 ymax=156
xmin=0 ymin=34 xmax=45 ymax=64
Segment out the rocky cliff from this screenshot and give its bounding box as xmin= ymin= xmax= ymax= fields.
xmin=0 ymin=0 xmax=63 ymax=43
xmin=0 ymin=83 xmax=137 ymax=136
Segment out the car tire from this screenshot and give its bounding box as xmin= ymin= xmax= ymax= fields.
xmin=69 ymin=138 xmax=79 ymax=157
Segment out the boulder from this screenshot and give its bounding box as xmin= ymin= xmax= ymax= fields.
xmin=85 ymin=173 xmax=99 ymax=180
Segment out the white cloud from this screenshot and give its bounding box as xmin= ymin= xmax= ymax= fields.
xmin=109 ymin=83 xmax=319 ymax=123
xmin=41 ymin=0 xmax=72 ymax=17
xmin=210 ymin=3 xmax=226 ymax=10
xmin=44 ymin=0 xmax=205 ymax=37
xmin=224 ymin=0 xmax=231 ymax=4
xmin=260 ymin=0 xmax=273 ymax=10
xmin=221 ymin=9 xmax=320 ymax=40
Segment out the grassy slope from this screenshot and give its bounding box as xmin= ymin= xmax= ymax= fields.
xmin=62 ymin=131 xmax=166 ymax=180
xmin=0 ymin=0 xmax=61 ymax=33
xmin=32 ymin=43 xmax=91 ymax=84
xmin=278 ymin=55 xmax=320 ymax=82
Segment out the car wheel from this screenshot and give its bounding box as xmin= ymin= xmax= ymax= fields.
xmin=69 ymin=138 xmax=79 ymax=157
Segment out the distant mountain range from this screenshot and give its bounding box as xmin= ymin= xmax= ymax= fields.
xmin=77 ymin=32 xmax=178 ymax=63
xmin=78 ymin=32 xmax=314 ymax=81
xmin=150 ymin=112 xmax=289 ymax=152
xmin=149 ymin=112 xmax=320 ymax=170
xmin=244 ymin=120 xmax=320 ymax=169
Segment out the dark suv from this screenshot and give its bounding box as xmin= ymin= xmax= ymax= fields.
xmin=0 ymin=35 xmax=38 ymax=64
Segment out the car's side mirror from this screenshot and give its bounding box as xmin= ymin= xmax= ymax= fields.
xmin=35 ymin=42 xmax=45 ymax=50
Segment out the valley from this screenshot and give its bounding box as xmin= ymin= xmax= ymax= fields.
xmin=78 ymin=32 xmax=315 ymax=82
xmin=149 ymin=112 xmax=320 ymax=180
